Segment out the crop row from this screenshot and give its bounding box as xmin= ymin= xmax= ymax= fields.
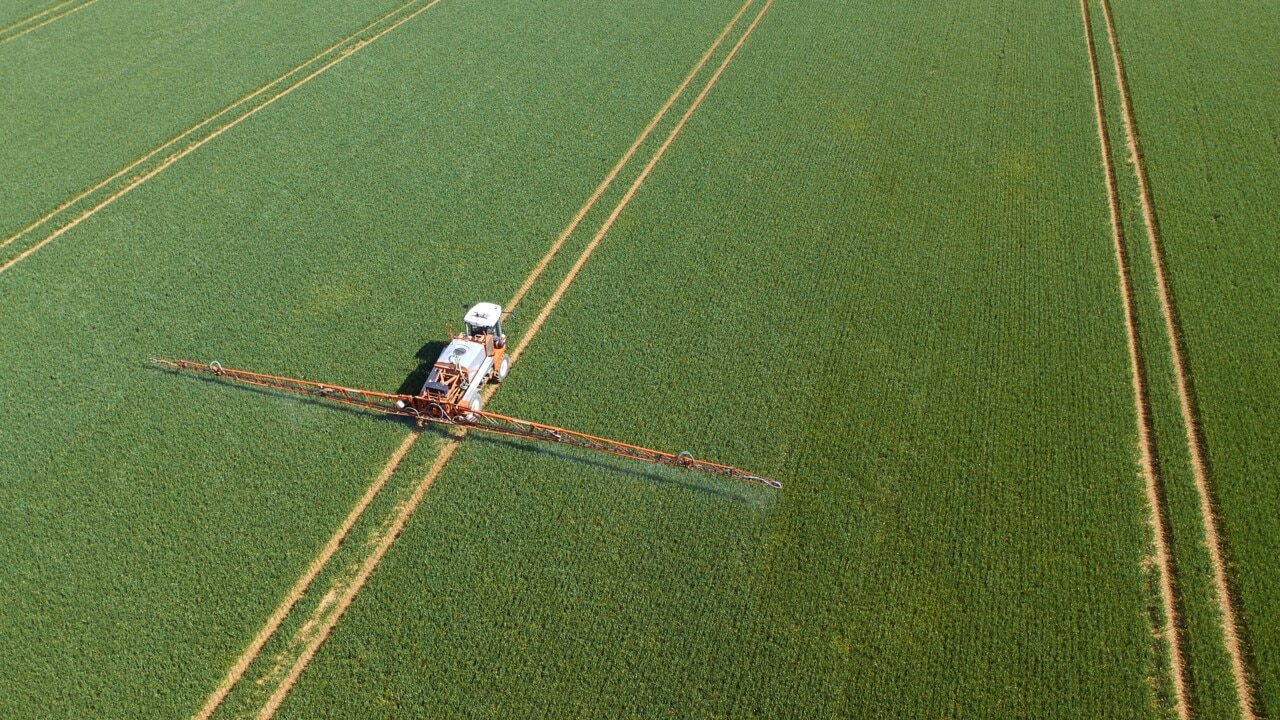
xmin=1101 ymin=0 xmax=1280 ymax=715
xmin=199 ymin=4 xmax=767 ymax=713
xmin=0 ymin=0 xmax=750 ymax=715
xmin=0 ymin=1 xmax=64 ymax=32
xmin=0 ymin=0 xmax=409 ymax=244
xmin=274 ymin=0 xmax=1165 ymax=716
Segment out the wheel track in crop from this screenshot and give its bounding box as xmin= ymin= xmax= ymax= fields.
xmin=0 ymin=0 xmax=101 ymax=44
xmin=0 ymin=0 xmax=447 ymax=276
xmin=509 ymin=0 xmax=770 ymax=365
xmin=1084 ymin=0 xmax=1257 ymax=717
xmin=249 ymin=2 xmax=775 ymax=716
xmin=1095 ymin=0 xmax=1256 ymax=717
xmin=1079 ymin=1 xmax=1188 ymax=716
xmin=192 ymin=1 xmax=764 ymax=717
xmin=0 ymin=0 xmax=78 ymax=35
xmin=189 ymin=431 xmax=419 ymax=720
xmin=504 ymin=0 xmax=757 ymax=312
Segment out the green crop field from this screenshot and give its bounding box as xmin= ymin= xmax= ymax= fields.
xmin=0 ymin=1 xmax=58 ymax=29
xmin=1100 ymin=0 xmax=1280 ymax=715
xmin=0 ymin=0 xmax=1274 ymax=717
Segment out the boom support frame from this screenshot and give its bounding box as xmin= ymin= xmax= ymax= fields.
xmin=148 ymin=357 xmax=780 ymax=489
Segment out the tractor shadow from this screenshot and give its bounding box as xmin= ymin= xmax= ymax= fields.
xmin=466 ymin=432 xmax=764 ymax=506
xmin=396 ymin=340 xmax=449 ymax=395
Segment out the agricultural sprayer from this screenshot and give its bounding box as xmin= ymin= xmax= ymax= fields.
xmin=150 ymin=302 xmax=780 ymax=489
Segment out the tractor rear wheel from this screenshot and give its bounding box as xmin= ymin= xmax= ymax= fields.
xmin=462 ymin=396 xmax=482 ymax=421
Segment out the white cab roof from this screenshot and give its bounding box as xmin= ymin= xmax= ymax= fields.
xmin=464 ymin=302 xmax=503 ymax=328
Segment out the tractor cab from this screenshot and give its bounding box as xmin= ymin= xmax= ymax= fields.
xmin=463 ymin=301 xmax=505 ymax=346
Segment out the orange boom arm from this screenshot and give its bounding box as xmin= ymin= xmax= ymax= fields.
xmin=148 ymin=357 xmax=780 ymax=489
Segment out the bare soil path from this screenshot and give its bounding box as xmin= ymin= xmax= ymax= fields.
xmin=0 ymin=0 xmax=445 ymax=276
xmin=0 ymin=0 xmax=101 ymax=44
xmin=1079 ymin=1 xmax=1188 ymax=716
xmin=191 ymin=2 xmax=763 ymax=716
xmin=250 ymin=2 xmax=774 ymax=716
xmin=1095 ymin=0 xmax=1256 ymax=716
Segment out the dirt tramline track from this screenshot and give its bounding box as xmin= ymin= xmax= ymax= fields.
xmin=0 ymin=0 xmax=100 ymax=44
xmin=254 ymin=3 xmax=774 ymax=714
xmin=248 ymin=4 xmax=774 ymax=710
xmin=188 ymin=432 xmax=419 ymax=719
xmin=1079 ymin=1 xmax=1188 ymax=716
xmin=192 ymin=1 xmax=767 ymax=716
xmin=0 ymin=0 xmax=77 ymax=34
xmin=0 ymin=0 xmax=447 ymax=276
xmin=1092 ymin=2 xmax=1256 ymax=716
xmin=504 ymin=0 xmax=755 ymax=313
xmin=1082 ymin=0 xmax=1256 ymax=716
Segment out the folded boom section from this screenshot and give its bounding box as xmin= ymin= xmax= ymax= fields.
xmin=148 ymin=357 xmax=780 ymax=489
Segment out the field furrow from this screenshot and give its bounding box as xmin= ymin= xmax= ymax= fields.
xmin=0 ymin=0 xmax=74 ymax=32
xmin=1101 ymin=0 xmax=1280 ymax=714
xmin=0 ymin=0 xmax=450 ymax=274
xmin=206 ymin=5 xmax=771 ymax=715
xmin=272 ymin=0 xmax=1163 ymax=716
xmin=1084 ymin=2 xmax=1254 ymax=717
xmin=0 ymin=0 xmax=97 ymax=43
xmin=191 ymin=429 xmax=420 ymax=720
xmin=1079 ymin=0 xmax=1187 ymax=714
xmin=0 ymin=0 xmax=751 ymax=715
xmin=0 ymin=0 xmax=413 ymax=244
xmin=1090 ymin=5 xmax=1253 ymax=708
xmin=3 ymin=0 xmax=1273 ymax=714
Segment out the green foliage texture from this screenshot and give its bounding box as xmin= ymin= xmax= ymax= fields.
xmin=2 ymin=0 xmax=1273 ymax=717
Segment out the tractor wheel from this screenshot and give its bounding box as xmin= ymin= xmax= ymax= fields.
xmin=462 ymin=396 xmax=483 ymax=421
xmin=494 ymin=356 xmax=510 ymax=383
